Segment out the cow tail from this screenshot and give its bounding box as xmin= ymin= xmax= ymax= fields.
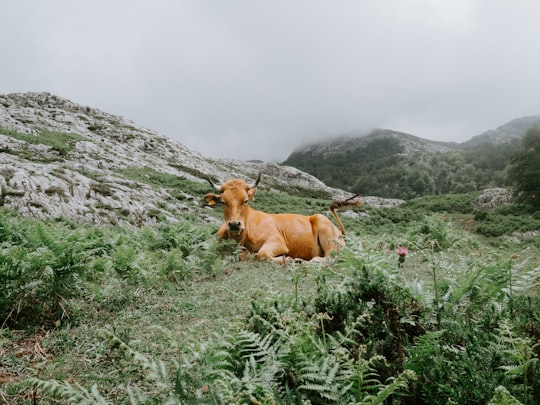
xmin=329 ymin=194 xmax=363 ymax=236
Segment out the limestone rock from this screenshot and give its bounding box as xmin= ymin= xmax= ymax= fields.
xmin=474 ymin=188 xmax=513 ymax=211
xmin=1 ymin=92 xmax=397 ymax=225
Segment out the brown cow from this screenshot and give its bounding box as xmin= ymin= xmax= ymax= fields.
xmin=204 ymin=174 xmax=362 ymax=263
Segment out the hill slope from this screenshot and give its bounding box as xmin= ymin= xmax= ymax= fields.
xmin=0 ymin=92 xmax=351 ymax=225
xmin=463 ymin=115 xmax=540 ymax=146
xmin=283 ymin=117 xmax=540 ymax=199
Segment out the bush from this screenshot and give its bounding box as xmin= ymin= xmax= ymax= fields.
xmin=404 ymin=192 xmax=479 ymax=214
xmin=0 ymin=209 xmax=223 ymax=328
xmin=313 ymin=265 xmax=425 ymax=379
xmin=357 ymin=206 xmax=426 ymax=236
xmin=0 ymin=213 xmax=89 ymax=327
xmin=476 ymin=212 xmax=540 ymax=237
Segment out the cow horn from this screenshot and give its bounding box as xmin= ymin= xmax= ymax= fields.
xmin=250 ymin=173 xmax=261 ymax=189
xmin=207 ymin=177 xmax=221 ymax=192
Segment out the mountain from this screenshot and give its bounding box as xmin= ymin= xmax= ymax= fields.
xmin=283 ymin=117 xmax=540 ymax=199
xmin=0 ymin=92 xmax=354 ymax=225
xmin=462 ymin=115 xmax=540 ymax=147
xmin=292 ymin=129 xmax=459 ymax=157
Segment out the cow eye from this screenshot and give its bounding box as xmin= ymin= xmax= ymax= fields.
xmin=243 ymin=199 xmax=249 ymax=204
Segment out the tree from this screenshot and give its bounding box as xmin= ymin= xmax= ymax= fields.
xmin=508 ymin=125 xmax=540 ymax=207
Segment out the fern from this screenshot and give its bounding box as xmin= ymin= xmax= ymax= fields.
xmin=296 ymin=354 xmax=346 ymax=401
xmin=488 ymin=385 xmax=523 ymax=405
xmin=504 ymin=259 xmax=540 ymax=298
xmin=349 ymin=356 xmax=387 ymax=400
xmin=29 ymin=378 xmax=109 ymax=404
xmin=237 ymin=330 xmax=279 ymax=363
xmin=494 ymin=320 xmax=539 ymax=404
xmin=0 ymin=218 xmax=93 ymax=326
xmin=358 ymin=369 xmax=416 ymax=405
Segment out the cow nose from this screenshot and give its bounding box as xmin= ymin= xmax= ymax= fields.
xmin=228 ymin=220 xmax=242 ymax=231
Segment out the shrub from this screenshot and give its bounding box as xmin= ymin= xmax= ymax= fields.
xmin=0 ymin=213 xmax=89 ymax=327
xmin=476 ymin=211 xmax=540 ymax=237
xmin=404 ymin=192 xmax=479 ymax=214
xmin=354 ymin=206 xmax=426 ymax=237
xmin=408 ymin=216 xmax=460 ymax=251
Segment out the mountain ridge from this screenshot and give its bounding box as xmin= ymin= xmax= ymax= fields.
xmin=290 ymin=128 xmax=460 ymax=158
xmin=462 ymin=115 xmax=540 ymax=147
xmin=287 ymin=115 xmax=540 ymax=160
xmin=282 ymin=116 xmax=540 ymax=199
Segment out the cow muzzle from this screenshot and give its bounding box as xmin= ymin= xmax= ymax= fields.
xmin=227 ymin=220 xmax=244 ymax=234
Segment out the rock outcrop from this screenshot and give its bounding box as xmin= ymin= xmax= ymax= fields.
xmin=473 ymin=188 xmax=513 ymax=211
xmin=1 ymin=92 xmax=395 ymax=225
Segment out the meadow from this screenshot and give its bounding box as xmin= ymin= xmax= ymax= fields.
xmin=1 ymin=188 xmax=539 ymax=404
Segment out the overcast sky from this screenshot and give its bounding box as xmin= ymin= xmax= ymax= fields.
xmin=2 ymin=1 xmax=540 ymax=161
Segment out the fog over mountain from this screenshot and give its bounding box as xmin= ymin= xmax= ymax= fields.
xmin=2 ymin=1 xmax=540 ymax=161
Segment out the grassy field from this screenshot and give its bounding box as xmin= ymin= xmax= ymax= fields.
xmin=1 ymin=190 xmax=539 ymax=404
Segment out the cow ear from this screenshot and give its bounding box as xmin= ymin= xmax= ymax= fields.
xmin=204 ymin=193 xmax=221 ymax=206
xmin=247 ymin=186 xmax=257 ymax=201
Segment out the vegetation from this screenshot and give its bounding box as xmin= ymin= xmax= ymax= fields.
xmin=508 ymin=125 xmax=540 ymax=207
xmin=0 ymin=127 xmax=88 ymax=157
xmin=117 ymin=166 xmax=211 ymax=198
xmin=283 ymin=134 xmax=522 ymax=199
xmin=1 ymin=189 xmax=539 ymax=404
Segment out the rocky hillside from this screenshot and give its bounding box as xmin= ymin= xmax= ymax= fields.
xmin=462 ymin=115 xmax=540 ymax=147
xmin=283 ymin=118 xmax=540 ymax=199
xmin=1 ymin=92 xmax=363 ymax=226
xmin=293 ymin=129 xmax=459 ymax=157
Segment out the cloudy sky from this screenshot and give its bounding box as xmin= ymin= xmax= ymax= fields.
xmin=2 ymin=1 xmax=540 ymax=161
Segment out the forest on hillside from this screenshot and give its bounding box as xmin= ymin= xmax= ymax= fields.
xmin=284 ymin=137 xmax=522 ymax=199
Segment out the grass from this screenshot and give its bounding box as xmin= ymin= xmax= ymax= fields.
xmin=1 ymin=257 xmax=323 ymax=403
xmin=0 ymin=127 xmax=88 ymax=156
xmin=1 ymin=190 xmax=539 ymax=404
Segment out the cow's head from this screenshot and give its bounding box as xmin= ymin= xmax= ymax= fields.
xmin=204 ymin=174 xmax=261 ymax=235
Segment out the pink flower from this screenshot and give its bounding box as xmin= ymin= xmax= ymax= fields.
xmin=396 ymin=247 xmax=409 ymax=257
xmin=396 ymin=246 xmax=408 ymax=268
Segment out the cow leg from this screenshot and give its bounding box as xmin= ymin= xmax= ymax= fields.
xmin=256 ymin=241 xmax=289 ymax=262
xmin=319 ymin=236 xmax=344 ymax=258
xmin=313 ymin=216 xmax=345 ymax=257
xmin=237 ymin=246 xmax=251 ymax=261
xmin=272 ymin=255 xmax=296 ymax=264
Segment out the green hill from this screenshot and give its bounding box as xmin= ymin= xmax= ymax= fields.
xmin=283 ymin=118 xmax=540 ymax=199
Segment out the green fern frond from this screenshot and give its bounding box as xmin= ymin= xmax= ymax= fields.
xmin=357 ymin=369 xmax=416 ymax=405
xmin=488 ymin=385 xmax=523 ymax=405
xmin=107 ymin=332 xmax=171 ymax=389
xmin=348 ymin=355 xmax=389 ymax=401
xmin=29 ymin=378 xmax=109 ymax=404
xmin=500 ymin=364 xmax=528 ymax=376
xmin=237 ymin=330 xmax=277 ymax=362
xmin=296 ymin=353 xmax=352 ymax=401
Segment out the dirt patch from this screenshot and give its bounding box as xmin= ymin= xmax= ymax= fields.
xmin=0 ymin=330 xmax=50 ymax=385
